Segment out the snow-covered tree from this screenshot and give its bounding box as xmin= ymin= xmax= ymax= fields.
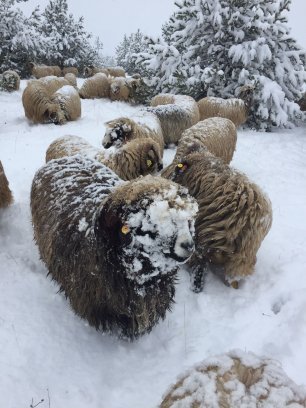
xmin=40 ymin=0 xmax=97 ymax=70
xmin=0 ymin=0 xmax=44 ymax=76
xmin=137 ymin=0 xmax=306 ymax=130
xmin=116 ymin=29 xmax=147 ymax=75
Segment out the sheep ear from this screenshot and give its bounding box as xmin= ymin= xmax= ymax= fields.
xmin=95 ymin=203 xmax=121 ymax=238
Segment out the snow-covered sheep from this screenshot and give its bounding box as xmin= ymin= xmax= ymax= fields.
xmin=159 ymin=350 xmax=306 ymax=408
xmin=45 ymin=135 xmax=163 ymax=180
xmin=167 ymin=117 xmax=237 ymax=169
xmin=162 ymin=150 xmax=272 ymax=291
xmin=22 ymin=81 xmax=64 ymax=124
xmin=29 ymin=63 xmax=61 ymax=79
xmin=79 ymin=73 xmax=110 ymax=99
xmin=64 ymin=72 xmax=77 ymax=87
xmin=31 ymin=155 xmax=197 ymax=339
xmin=107 ymin=66 xmax=125 ymax=78
xmin=83 ymin=66 xmax=109 ymax=77
xmin=103 ymin=111 xmax=164 ymax=157
xmin=146 ymin=94 xmax=200 ymax=145
xmin=50 ymin=85 xmax=81 ymax=124
xmin=197 ymin=84 xmax=254 ymax=127
xmin=109 ymin=77 xmax=141 ymax=102
xmin=62 ymin=67 xmax=78 ymax=77
xmin=0 ymin=70 xmax=20 ymax=92
xmin=36 ymin=76 xmax=70 ymax=95
xmin=0 ymin=161 xmax=13 ymax=208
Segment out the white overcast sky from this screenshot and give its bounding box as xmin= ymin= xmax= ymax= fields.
xmin=19 ymin=0 xmax=306 ymax=55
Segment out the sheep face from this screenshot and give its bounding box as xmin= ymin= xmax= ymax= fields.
xmin=44 ymin=105 xmax=66 ymax=125
xmin=95 ymin=182 xmax=198 ymax=286
xmin=103 ymin=121 xmax=132 ymax=148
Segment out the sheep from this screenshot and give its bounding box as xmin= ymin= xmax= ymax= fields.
xmin=31 ymin=155 xmax=198 ymax=339
xmin=146 ymin=94 xmax=200 ymax=145
xmin=50 ymin=85 xmax=81 ymax=124
xmin=197 ymin=84 xmax=254 ymax=127
xmin=64 ymin=72 xmax=77 ymax=87
xmin=0 ymin=161 xmax=13 ymax=208
xmin=29 ymin=62 xmax=61 ymax=78
xmin=0 ymin=70 xmax=20 ymax=92
xmin=62 ymin=67 xmax=78 ymax=77
xmin=107 ymin=66 xmax=125 ymax=78
xmin=159 ymin=350 xmax=306 ymax=407
xmin=102 ymin=111 xmax=164 ymax=157
xmin=162 ymin=118 xmax=237 ymax=178
xmin=83 ymin=66 xmax=109 ymax=77
xmin=45 ymin=135 xmax=163 ymax=180
xmin=79 ymin=73 xmax=110 ymax=99
xmin=109 ymin=77 xmax=141 ymax=102
xmin=36 ymin=76 xmax=70 ymax=95
xmin=162 ymin=150 xmax=272 ymax=291
xmin=22 ymin=81 xmax=64 ymax=124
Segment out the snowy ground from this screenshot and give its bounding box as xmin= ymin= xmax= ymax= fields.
xmin=0 ymin=80 xmax=306 ymax=408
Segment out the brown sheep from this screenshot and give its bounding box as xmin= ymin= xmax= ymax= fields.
xmin=109 ymin=77 xmax=140 ymax=102
xmin=36 ymin=76 xmax=70 ymax=95
xmin=45 ymin=135 xmax=163 ymax=180
xmin=31 ymin=155 xmax=198 ymax=339
xmin=79 ymin=73 xmax=110 ymax=99
xmin=0 ymin=161 xmax=13 ymax=208
xmin=107 ymin=66 xmax=125 ymax=77
xmin=50 ymin=85 xmax=81 ymax=124
xmin=103 ymin=112 xmax=164 ymax=157
xmin=29 ymin=63 xmax=61 ymax=78
xmin=62 ymin=67 xmax=79 ymax=76
xmin=64 ymin=73 xmax=77 ymax=87
xmin=197 ymin=84 xmax=254 ymax=127
xmin=146 ymin=94 xmax=200 ymax=145
xmin=83 ymin=66 xmax=109 ymax=77
xmin=162 ymin=150 xmax=272 ymax=291
xmin=160 ymin=350 xmax=306 ymax=408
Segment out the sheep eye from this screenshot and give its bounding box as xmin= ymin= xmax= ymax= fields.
xmin=121 ymin=225 xmax=130 ymax=235
xmin=146 ymin=159 xmax=153 ymax=167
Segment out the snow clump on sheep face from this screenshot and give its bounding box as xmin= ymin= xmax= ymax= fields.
xmin=118 ymin=185 xmax=197 ymax=285
xmin=103 ymin=121 xmax=132 ymax=148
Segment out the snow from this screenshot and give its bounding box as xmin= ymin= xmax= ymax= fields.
xmin=1 ymin=80 xmax=306 ymax=408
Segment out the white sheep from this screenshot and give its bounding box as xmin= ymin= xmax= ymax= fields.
xmin=31 ymin=155 xmax=198 ymax=339
xmin=146 ymin=93 xmax=200 ymax=145
xmin=79 ymin=73 xmax=110 ymax=99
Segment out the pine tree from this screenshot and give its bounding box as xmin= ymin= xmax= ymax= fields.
xmin=0 ymin=0 xmax=44 ymax=77
xmin=40 ymin=0 xmax=97 ymax=70
xmin=137 ymin=0 xmax=306 ymax=130
xmin=116 ymin=29 xmax=147 ymax=75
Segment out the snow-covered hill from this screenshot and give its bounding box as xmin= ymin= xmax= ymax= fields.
xmin=0 ymin=80 xmax=305 ymax=408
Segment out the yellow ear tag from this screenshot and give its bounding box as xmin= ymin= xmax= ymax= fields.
xmin=146 ymin=159 xmax=153 ymax=167
xmin=177 ymin=163 xmax=184 ymax=168
xmin=231 ymin=281 xmax=239 ymax=289
xmin=121 ymin=225 xmax=130 ymax=235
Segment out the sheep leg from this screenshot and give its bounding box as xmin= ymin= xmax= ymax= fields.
xmin=190 ymin=263 xmax=208 ymax=293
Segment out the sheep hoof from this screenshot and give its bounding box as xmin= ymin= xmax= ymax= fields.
xmin=230 ymin=281 xmax=239 ymax=289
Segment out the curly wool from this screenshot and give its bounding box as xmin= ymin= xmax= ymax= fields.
xmin=36 ymin=76 xmax=71 ymax=95
xmin=103 ymin=112 xmax=164 ymax=157
xmin=0 ymin=161 xmax=13 ymax=208
xmin=146 ymin=94 xmax=200 ymax=145
xmin=45 ymin=135 xmax=163 ymax=180
xmin=0 ymin=70 xmax=20 ymax=92
xmin=162 ymin=150 xmax=272 ymax=289
xmin=79 ymin=73 xmax=110 ymax=99
xmin=107 ymin=66 xmax=125 ymax=77
xmin=160 ymin=350 xmax=306 ymax=408
xmin=62 ymin=67 xmax=78 ymax=77
xmin=31 ymin=155 xmax=197 ymax=339
xmin=30 ymin=63 xmax=61 ymax=79
xmin=109 ymin=77 xmax=141 ymax=102
xmin=64 ymin=73 xmax=77 ymax=87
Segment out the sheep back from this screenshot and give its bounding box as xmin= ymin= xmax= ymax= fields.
xmin=162 ymin=151 xmax=272 ymax=287
xmin=0 ymin=161 xmax=13 ymax=208
xmin=84 ymin=66 xmax=109 ymax=77
xmin=147 ymin=94 xmax=200 ymax=145
xmin=160 ymin=350 xmax=306 ymax=407
xmin=31 ymin=155 xmax=197 ymax=339
xmin=107 ymin=66 xmax=125 ymax=77
xmin=175 ymin=117 xmax=237 ymax=164
xmin=79 ymin=73 xmax=110 ymax=99
xmin=64 ymin=73 xmax=77 ymax=87
xmin=62 ymin=67 xmax=79 ymax=77
xmin=37 ymin=76 xmax=70 ymax=95
xmin=51 ymin=85 xmax=81 ymax=123
xmin=197 ymin=96 xmax=248 ymax=127
xmin=30 ymin=63 xmax=61 ymax=78
xmin=109 ymin=77 xmax=130 ymax=101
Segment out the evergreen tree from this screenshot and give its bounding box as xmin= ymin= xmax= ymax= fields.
xmin=40 ymin=0 xmax=97 ymax=70
xmin=116 ymin=29 xmax=146 ymax=75
xmin=0 ymin=0 xmax=44 ymax=76
xmin=137 ymin=0 xmax=306 ymax=130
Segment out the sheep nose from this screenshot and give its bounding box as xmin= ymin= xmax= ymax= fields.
xmin=180 ymin=241 xmax=194 ymax=253
xmin=158 ymin=163 xmax=163 ymax=171
xmin=103 ymin=141 xmax=112 ymax=149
